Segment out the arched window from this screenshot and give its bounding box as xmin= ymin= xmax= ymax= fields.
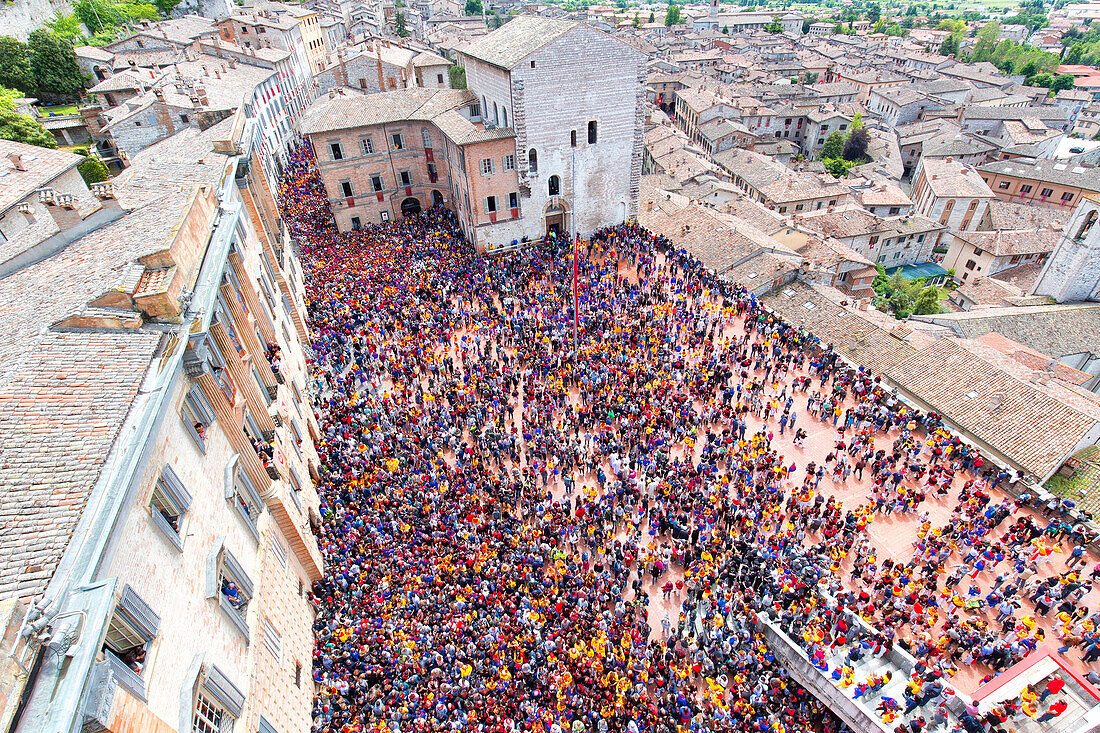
xmin=938 ymin=198 xmax=954 ymax=226
xmin=548 ymin=175 xmax=560 ymax=196
xmin=528 ymin=149 xmax=537 ymax=174
xmin=421 ymin=128 xmax=432 ymax=148
xmin=1077 ymin=209 xmax=1098 ymax=241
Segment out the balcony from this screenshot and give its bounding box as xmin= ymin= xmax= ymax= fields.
xmin=250 ymin=435 xmax=280 ymax=480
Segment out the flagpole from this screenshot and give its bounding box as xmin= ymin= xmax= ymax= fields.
xmin=572 ymin=149 xmax=578 ymax=352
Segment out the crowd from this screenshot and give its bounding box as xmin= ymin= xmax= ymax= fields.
xmin=276 ymin=142 xmax=1100 ymax=733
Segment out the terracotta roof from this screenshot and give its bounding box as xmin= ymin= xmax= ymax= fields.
xmin=299 ymin=87 xmax=478 ymax=135
xmin=921 ymin=158 xmax=995 ymax=199
xmin=761 ymin=280 xmax=920 ymax=373
xmin=885 ymin=338 xmax=1099 ymax=478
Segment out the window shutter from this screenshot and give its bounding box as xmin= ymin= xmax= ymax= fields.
xmin=203 ymin=664 xmax=245 ymax=718
xmin=160 ymin=464 xmax=193 ymax=511
xmin=258 ymin=715 xmax=279 ymax=733
xmin=262 ymin=618 xmax=281 ymax=659
xmin=205 ymin=537 xmax=225 ymax=599
xmin=117 ymin=584 xmax=160 ymax=640
xmin=188 ymin=385 xmax=215 ymax=424
xmin=269 ymin=535 xmax=287 ymax=568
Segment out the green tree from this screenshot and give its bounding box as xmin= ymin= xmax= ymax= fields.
xmin=74 ymin=0 xmax=123 ymax=34
xmin=820 ymin=130 xmax=844 ymax=159
xmin=649 ymin=11 xmax=655 ymax=22
xmin=1064 ymin=44 xmax=1084 ymax=65
xmin=970 ymin=21 xmax=1000 ymax=61
xmin=448 ymin=65 xmax=466 ymax=89
xmin=394 ymin=9 xmax=409 ymax=36
xmin=722 ymin=24 xmax=729 ymax=33
xmin=0 ymin=108 xmax=58 ymax=148
xmin=28 ymin=30 xmax=86 ymax=100
xmin=804 ymin=71 xmax=818 ymax=84
xmin=843 ymin=126 xmax=870 ymax=161
xmin=45 ymin=13 xmax=86 ymax=42
xmin=665 ymin=2 xmax=683 ymax=26
xmin=78 ymin=154 xmax=111 ymax=184
xmin=866 ymin=2 xmax=880 ymax=22
xmin=154 ymin=0 xmax=182 ymax=14
xmin=464 ymin=0 xmax=482 ymax=14
xmin=0 ymin=37 xmax=33 ymax=96
xmin=1050 ymin=73 xmax=1075 ymax=92
xmin=937 ymin=18 xmax=964 ymax=32
xmin=939 ymin=32 xmax=961 ymax=57
xmin=1028 ymin=72 xmax=1055 ymax=87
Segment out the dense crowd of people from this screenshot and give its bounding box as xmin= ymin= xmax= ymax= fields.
xmin=277 ymin=142 xmax=1098 ymax=733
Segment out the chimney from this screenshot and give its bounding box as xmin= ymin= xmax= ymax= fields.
xmin=197 ymin=87 xmax=209 ymax=106
xmin=128 ymin=58 xmax=137 ymax=69
xmin=16 ymin=202 xmax=35 ymax=223
xmin=154 ymin=88 xmax=165 ymax=101
xmin=228 ymin=57 xmax=236 ymax=69
xmin=215 ymin=69 xmax=221 ymax=79
xmin=37 ymin=188 xmax=84 ymax=231
xmin=7 ymin=153 xmax=25 ymax=171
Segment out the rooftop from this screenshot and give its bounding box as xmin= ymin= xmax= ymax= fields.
xmin=885 ymin=338 xmax=1100 ymax=480
xmin=920 ymin=158 xmax=996 ymax=199
xmin=0 ymin=119 xmax=238 ymax=601
xmin=0 ymin=142 xmax=84 ymax=216
xmin=978 ymin=159 xmax=1100 ymax=192
xmin=459 ymin=15 xmax=578 ymax=69
xmin=299 ymin=87 xmax=479 ymax=135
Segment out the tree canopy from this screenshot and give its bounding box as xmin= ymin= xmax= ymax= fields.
xmin=0 ymin=88 xmax=57 ymax=149
xmin=28 ymin=30 xmax=86 ymax=100
xmin=664 ymin=2 xmax=683 ymax=26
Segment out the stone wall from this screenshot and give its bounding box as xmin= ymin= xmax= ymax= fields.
xmin=0 ymin=0 xmax=71 ymax=39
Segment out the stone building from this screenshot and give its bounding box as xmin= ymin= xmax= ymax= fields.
xmin=0 ymin=109 xmax=321 ymax=733
xmin=911 ymin=157 xmax=996 ymax=233
xmin=1032 ymin=195 xmax=1100 ymax=302
xmin=300 ymin=15 xmax=646 ymax=249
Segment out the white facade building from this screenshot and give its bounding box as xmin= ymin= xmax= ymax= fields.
xmin=458 ymin=16 xmax=647 ymax=243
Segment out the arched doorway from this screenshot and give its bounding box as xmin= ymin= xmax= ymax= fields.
xmin=544 ymin=198 xmax=569 ymax=238
xmin=401 ymin=197 xmax=422 ymax=216
xmin=431 ymin=190 xmax=444 ymax=207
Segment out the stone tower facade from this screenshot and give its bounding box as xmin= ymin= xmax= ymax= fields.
xmin=1032 ymin=195 xmax=1100 ymax=303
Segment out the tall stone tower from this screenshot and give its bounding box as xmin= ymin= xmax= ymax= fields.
xmin=1032 ymin=195 xmax=1100 ymax=303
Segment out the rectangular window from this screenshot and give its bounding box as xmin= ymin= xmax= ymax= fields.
xmin=998 ymin=181 xmax=1011 ymax=190
xmin=427 ymin=162 xmax=437 ymax=182
xmin=216 ymin=546 xmax=254 ymax=636
xmin=391 ymin=133 xmax=404 ymax=150
xmin=102 ymin=585 xmax=160 ymax=701
xmin=1041 ymin=187 xmax=1054 ymax=197
xmin=795 ymin=203 xmax=804 ymax=211
xmin=869 ymin=235 xmax=879 ymax=246
xmin=571 ymin=130 xmax=577 ymax=147
xmin=588 ymin=120 xmax=597 ymax=144
xmin=437 ymin=73 xmax=444 ymax=84
xmin=1062 ymin=191 xmax=1074 ymax=202
xmin=893 ymin=251 xmax=901 ymax=259
xmin=360 ymin=136 xmax=374 ymax=155
xmin=399 ymin=170 xmax=412 ymax=186
xmin=1021 ymin=184 xmax=1033 ymax=194
xmin=370 ymin=174 xmax=383 ymax=192
xmin=422 ymin=128 xmax=432 ymax=148
xmin=182 ymin=387 xmax=214 ymax=452
xmin=965 ymin=259 xmax=976 ymax=270
xmin=192 ymin=666 xmax=244 ymax=733
xmin=228 ymin=460 xmax=263 ymax=539
xmin=889 ymin=206 xmax=900 ymax=215
xmin=351 ymin=216 xmax=361 ymax=230
xmin=486 ymin=195 xmax=497 ymax=213
xmin=340 ymin=180 xmax=353 ymax=198
xmin=150 ymin=465 xmax=191 ymax=549
xmin=329 ymin=142 xmax=343 ymax=161
xmin=509 ymin=192 xmax=518 ymax=209
xmin=480 ymin=158 xmax=494 ymax=175
xmin=503 ymin=154 xmax=515 ymax=171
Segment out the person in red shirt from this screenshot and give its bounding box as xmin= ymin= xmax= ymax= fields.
xmin=1038 ymin=698 xmax=1069 ymax=723
xmin=1041 ymin=674 xmax=1065 ymax=702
